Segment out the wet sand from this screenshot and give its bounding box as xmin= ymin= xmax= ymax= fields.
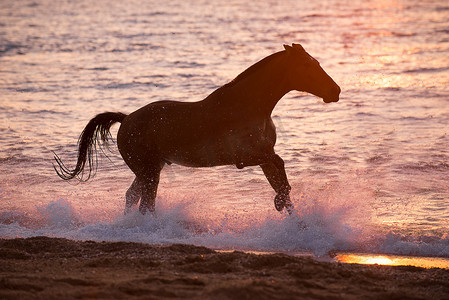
xmin=0 ymin=237 xmax=448 ymax=299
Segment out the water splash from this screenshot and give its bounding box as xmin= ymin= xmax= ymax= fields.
xmin=2 ymin=190 xmax=447 ymax=258
xmin=37 ymin=198 xmax=83 ymax=229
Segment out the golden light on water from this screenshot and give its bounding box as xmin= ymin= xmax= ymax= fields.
xmin=359 ymin=256 xmax=393 ymax=265
xmin=336 ymin=254 xmax=449 ymax=269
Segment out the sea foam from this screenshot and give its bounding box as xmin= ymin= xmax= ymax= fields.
xmin=1 ymin=195 xmax=448 ymax=258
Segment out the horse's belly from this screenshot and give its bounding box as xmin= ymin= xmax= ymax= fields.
xmin=163 ymin=127 xmax=275 ymax=168
xmin=164 ymin=139 xmax=236 ymax=168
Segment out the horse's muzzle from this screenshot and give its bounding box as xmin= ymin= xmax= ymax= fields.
xmin=323 ymin=96 xmax=339 ymax=103
xmin=323 ymin=85 xmax=341 ymax=103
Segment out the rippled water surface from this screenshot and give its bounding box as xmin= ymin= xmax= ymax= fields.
xmin=1 ymin=0 xmax=448 ymax=258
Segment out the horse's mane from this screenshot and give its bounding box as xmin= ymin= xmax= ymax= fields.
xmin=223 ymin=50 xmax=286 ymax=89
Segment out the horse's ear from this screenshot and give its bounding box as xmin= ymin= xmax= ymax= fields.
xmin=283 ymin=44 xmax=294 ymax=52
xmin=292 ymin=43 xmax=305 ymax=51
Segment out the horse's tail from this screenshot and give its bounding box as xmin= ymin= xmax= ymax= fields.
xmin=53 ymin=112 xmax=127 ymax=181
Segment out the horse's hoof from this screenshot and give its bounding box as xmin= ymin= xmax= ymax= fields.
xmin=275 ymin=193 xmax=293 ymax=213
xmin=285 ymin=201 xmax=294 ymax=215
xmin=124 ymin=206 xmax=133 ymax=215
xmin=139 ymin=205 xmax=155 ymax=215
xmin=274 ymin=203 xmax=284 ymax=211
xmin=274 ymin=193 xmax=287 ymax=211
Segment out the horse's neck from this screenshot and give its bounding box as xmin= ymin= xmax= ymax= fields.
xmin=242 ymin=61 xmax=290 ymax=115
xmin=212 ymin=55 xmax=291 ymax=119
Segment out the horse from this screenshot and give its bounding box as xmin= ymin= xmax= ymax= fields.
xmin=54 ymin=43 xmax=340 ymax=215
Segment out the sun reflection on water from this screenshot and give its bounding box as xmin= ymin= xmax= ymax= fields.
xmin=336 ymin=254 xmax=449 ymax=269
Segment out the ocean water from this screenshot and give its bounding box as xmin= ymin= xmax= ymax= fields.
xmin=1 ymin=0 xmax=448 ymax=261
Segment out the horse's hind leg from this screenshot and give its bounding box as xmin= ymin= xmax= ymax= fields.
xmin=138 ymin=163 xmax=164 ymax=215
xmin=124 ymin=178 xmax=142 ymax=214
xmin=260 ymin=154 xmax=293 ymax=214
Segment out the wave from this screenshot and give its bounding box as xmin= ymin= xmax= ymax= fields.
xmin=0 ymin=41 xmax=27 ymax=56
xmin=396 ymin=162 xmax=449 ymax=173
xmin=103 ymin=81 xmax=168 ymax=89
xmin=1 ymin=198 xmax=448 ymax=259
xmin=365 ymin=154 xmax=392 ymax=164
xmin=404 ymin=67 xmax=449 ymax=74
xmin=0 ymin=154 xmax=42 ymax=165
xmin=14 ymin=87 xmax=51 ymax=93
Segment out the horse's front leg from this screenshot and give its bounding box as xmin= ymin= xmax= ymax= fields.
xmin=260 ymin=154 xmax=293 ymax=214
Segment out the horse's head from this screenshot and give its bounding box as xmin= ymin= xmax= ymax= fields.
xmin=283 ymin=43 xmax=340 ymax=103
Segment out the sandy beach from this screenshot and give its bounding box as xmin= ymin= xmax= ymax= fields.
xmin=0 ymin=237 xmax=448 ymax=299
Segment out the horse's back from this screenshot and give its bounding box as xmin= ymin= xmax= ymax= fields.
xmin=117 ymin=96 xmax=277 ymax=169
xmin=117 ymin=100 xmax=207 ymax=164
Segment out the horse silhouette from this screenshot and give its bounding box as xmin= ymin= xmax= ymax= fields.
xmin=54 ymin=44 xmax=340 ymax=214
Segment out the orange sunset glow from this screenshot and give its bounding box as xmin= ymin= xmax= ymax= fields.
xmin=0 ymin=0 xmax=448 ymax=298
xmin=337 ymin=254 xmax=449 ymax=269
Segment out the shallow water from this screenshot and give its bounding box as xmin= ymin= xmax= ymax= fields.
xmin=1 ymin=0 xmax=448 ymax=259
